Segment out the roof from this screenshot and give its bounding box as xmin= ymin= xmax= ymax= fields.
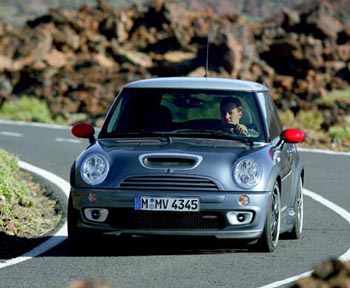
xmin=124 ymin=77 xmax=269 ymax=92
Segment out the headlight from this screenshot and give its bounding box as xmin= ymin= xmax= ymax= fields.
xmin=234 ymin=158 xmax=261 ymax=189
xmin=80 ymin=154 xmax=109 ymax=185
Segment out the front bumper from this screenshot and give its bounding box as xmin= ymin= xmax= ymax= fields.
xmin=69 ymin=188 xmax=272 ymax=240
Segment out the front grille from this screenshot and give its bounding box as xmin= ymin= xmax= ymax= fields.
xmin=106 ymin=209 xmax=225 ymax=230
xmin=119 ymin=176 xmax=219 ymax=191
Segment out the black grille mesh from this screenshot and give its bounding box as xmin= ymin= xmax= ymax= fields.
xmin=106 ymin=209 xmax=225 ymax=230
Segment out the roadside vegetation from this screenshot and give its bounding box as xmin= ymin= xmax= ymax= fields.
xmin=280 ymin=111 xmax=350 ymax=152
xmin=315 ymin=89 xmax=350 ymax=108
xmin=278 ymin=89 xmax=350 ymax=152
xmin=0 ymin=96 xmax=66 ymax=124
xmin=0 ymin=148 xmax=60 ymax=237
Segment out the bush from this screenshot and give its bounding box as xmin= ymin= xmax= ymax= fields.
xmin=316 ymin=90 xmax=350 ymax=107
xmin=328 ymin=126 xmax=350 ymax=141
xmin=0 ymin=149 xmax=61 ymax=236
xmin=0 ymin=149 xmax=34 ymax=222
xmin=279 ymin=109 xmax=323 ymax=131
xmin=0 ymin=95 xmax=65 ymax=124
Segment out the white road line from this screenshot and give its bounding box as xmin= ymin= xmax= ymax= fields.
xmin=0 ymin=161 xmax=70 ymax=269
xmin=304 ymin=189 xmax=350 ymax=262
xmin=256 ymin=188 xmax=350 ymax=288
xmin=0 ymin=119 xmax=71 ymax=130
xmin=55 ymin=137 xmax=81 ymax=144
xmin=0 ymin=119 xmax=100 ymax=132
xmin=299 ymin=147 xmax=350 ymax=156
xmin=0 ymin=131 xmax=23 ymax=137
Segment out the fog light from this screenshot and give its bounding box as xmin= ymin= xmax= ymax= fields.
xmin=91 ymin=210 xmax=100 ymax=220
xmin=237 ymin=213 xmax=246 ymax=222
xmin=88 ymin=192 xmax=97 ymax=203
xmin=227 ymin=211 xmax=253 ymax=225
xmin=84 ymin=208 xmax=108 ymax=222
xmin=238 ymin=195 xmax=250 ymax=206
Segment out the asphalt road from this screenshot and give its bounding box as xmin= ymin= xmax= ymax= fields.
xmin=0 ymin=120 xmax=349 ymax=288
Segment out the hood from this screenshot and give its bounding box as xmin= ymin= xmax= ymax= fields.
xmin=75 ymin=137 xmax=270 ymax=191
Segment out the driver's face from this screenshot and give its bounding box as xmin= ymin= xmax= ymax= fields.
xmin=223 ymin=107 xmax=242 ymax=125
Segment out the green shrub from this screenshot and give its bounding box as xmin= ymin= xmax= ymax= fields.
xmin=0 ymin=149 xmax=34 ymax=220
xmin=279 ymin=109 xmax=323 ymax=131
xmin=0 ymin=96 xmax=54 ymax=123
xmin=316 ymin=90 xmax=350 ymax=107
xmin=328 ymin=126 xmax=350 ymax=141
xmin=296 ymin=110 xmax=324 ymax=131
xmin=0 ymin=149 xmax=61 ymax=236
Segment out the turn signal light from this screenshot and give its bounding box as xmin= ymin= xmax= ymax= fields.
xmin=88 ymin=192 xmax=98 ymax=203
xmin=238 ymin=195 xmax=250 ymax=206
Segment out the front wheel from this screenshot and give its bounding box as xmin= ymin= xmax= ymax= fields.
xmin=286 ymin=177 xmax=303 ymax=239
xmin=255 ymin=182 xmax=281 ymax=252
xmin=67 ymin=194 xmax=82 ymax=249
xmin=67 ymin=194 xmax=96 ymax=252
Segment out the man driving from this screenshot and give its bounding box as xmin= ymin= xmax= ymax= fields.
xmin=220 ymin=97 xmax=250 ymax=136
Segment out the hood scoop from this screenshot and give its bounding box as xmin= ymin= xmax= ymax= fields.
xmin=139 ymin=153 xmax=203 ymax=170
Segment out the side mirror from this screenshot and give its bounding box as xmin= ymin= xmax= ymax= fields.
xmin=71 ymin=122 xmax=95 ymax=143
xmin=281 ymin=128 xmax=305 ymax=144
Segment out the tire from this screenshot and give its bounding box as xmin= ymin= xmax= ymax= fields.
xmin=67 ymin=194 xmax=92 ymax=252
xmin=255 ymin=182 xmax=281 ymax=252
xmin=67 ymin=194 xmax=110 ymax=253
xmin=286 ymin=177 xmax=303 ymax=239
xmin=67 ymin=193 xmax=81 ymax=249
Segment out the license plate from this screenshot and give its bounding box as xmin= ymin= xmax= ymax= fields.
xmin=134 ymin=196 xmax=200 ymax=212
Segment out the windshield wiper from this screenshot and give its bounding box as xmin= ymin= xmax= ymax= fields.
xmin=106 ymin=129 xmax=253 ymax=146
xmin=109 ymin=130 xmax=173 ymax=144
xmin=171 ymin=129 xmax=254 ymax=146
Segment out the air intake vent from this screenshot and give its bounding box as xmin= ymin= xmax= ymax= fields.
xmin=140 ymin=153 xmax=202 ymax=170
xmin=119 ymin=176 xmax=219 ymax=191
xmin=106 ymin=209 xmax=225 ymax=230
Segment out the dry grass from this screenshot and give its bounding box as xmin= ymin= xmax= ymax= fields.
xmin=0 ymin=149 xmax=61 ymax=239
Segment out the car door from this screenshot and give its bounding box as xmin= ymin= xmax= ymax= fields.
xmin=259 ymin=92 xmax=293 ymax=208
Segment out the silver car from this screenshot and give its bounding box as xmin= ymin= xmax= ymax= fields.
xmin=69 ymin=77 xmax=305 ymax=252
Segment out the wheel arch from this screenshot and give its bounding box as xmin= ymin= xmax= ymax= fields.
xmin=265 ymin=165 xmax=281 ymax=193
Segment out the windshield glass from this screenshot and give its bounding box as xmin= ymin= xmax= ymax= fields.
xmin=100 ymin=88 xmax=266 ymax=142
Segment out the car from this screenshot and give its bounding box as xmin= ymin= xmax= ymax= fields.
xmin=68 ymin=76 xmax=305 ymax=252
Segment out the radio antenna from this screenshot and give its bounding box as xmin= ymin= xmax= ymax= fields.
xmin=204 ymin=27 xmax=210 ymax=78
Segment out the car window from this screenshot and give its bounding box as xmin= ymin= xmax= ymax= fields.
xmin=101 ymin=88 xmax=266 ymax=142
xmin=161 ymin=92 xmax=220 ymax=122
xmin=259 ymin=92 xmax=282 ymax=141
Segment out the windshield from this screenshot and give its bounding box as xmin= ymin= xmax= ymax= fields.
xmin=100 ymin=88 xmax=266 ymax=142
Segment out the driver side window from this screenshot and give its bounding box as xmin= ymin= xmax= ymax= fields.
xmin=263 ymin=92 xmax=282 ymax=140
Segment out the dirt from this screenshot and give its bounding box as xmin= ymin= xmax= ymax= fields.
xmin=0 ymin=171 xmax=65 ymax=260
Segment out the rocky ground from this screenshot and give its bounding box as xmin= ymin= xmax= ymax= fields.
xmin=292 ymin=259 xmax=350 ymax=288
xmin=0 ymin=0 xmax=349 ymax=130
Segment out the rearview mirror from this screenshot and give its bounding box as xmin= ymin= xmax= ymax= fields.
xmin=71 ymin=122 xmax=95 ymax=143
xmin=281 ymin=128 xmax=305 ymax=144
xmin=174 ymin=97 xmax=203 ymax=108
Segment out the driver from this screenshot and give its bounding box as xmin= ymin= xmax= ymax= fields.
xmin=220 ymin=97 xmax=250 ymax=136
